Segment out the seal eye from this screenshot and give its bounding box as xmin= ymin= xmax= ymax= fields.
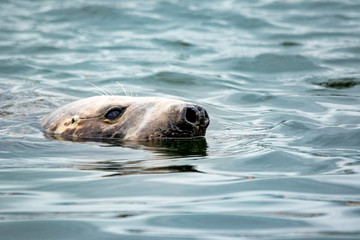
xmin=105 ymin=107 xmax=125 ymax=120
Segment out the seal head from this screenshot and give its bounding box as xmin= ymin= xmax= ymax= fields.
xmin=42 ymin=96 xmax=210 ymax=141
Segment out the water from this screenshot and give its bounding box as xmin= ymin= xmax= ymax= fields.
xmin=1 ymin=0 xmax=360 ymax=239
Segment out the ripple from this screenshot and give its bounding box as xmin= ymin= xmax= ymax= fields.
xmin=212 ymin=54 xmax=323 ymax=74
xmin=148 ymin=213 xmax=310 ymax=230
xmin=0 ymin=220 xmax=119 ymax=240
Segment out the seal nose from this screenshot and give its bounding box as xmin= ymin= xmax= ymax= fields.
xmin=183 ymin=105 xmax=210 ymax=129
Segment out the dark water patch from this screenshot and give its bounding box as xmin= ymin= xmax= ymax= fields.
xmin=311 ymin=77 xmax=360 ymax=89
xmin=0 ymin=191 xmax=35 ymax=197
xmin=153 ymin=39 xmax=194 ymax=48
xmin=281 ymin=41 xmax=301 ymax=47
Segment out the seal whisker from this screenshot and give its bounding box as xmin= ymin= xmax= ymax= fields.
xmin=116 ymin=82 xmax=128 ymax=96
xmin=106 ymin=88 xmax=114 ymax=96
xmin=87 ymin=82 xmax=109 ymax=96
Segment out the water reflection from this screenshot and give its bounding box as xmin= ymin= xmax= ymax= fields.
xmin=82 ymin=161 xmax=201 ymax=177
xmin=44 ymin=133 xmax=208 ymax=176
xmin=44 ymin=132 xmax=208 ymax=157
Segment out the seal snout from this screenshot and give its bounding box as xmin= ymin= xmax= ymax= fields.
xmin=182 ymin=105 xmax=210 ymax=131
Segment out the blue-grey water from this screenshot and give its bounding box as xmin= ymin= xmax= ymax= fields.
xmin=1 ymin=0 xmax=360 ymax=239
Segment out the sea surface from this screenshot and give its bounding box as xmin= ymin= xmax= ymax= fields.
xmin=1 ymin=0 xmax=360 ymax=239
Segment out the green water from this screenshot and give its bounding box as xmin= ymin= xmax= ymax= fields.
xmin=1 ymin=0 xmax=360 ymax=239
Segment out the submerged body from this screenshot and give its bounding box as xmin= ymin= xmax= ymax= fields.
xmin=42 ymin=96 xmax=210 ymax=141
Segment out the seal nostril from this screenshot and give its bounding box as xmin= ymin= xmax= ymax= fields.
xmin=185 ymin=107 xmax=198 ymax=124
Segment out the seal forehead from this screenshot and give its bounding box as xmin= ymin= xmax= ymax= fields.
xmin=71 ymin=96 xmax=185 ymax=115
